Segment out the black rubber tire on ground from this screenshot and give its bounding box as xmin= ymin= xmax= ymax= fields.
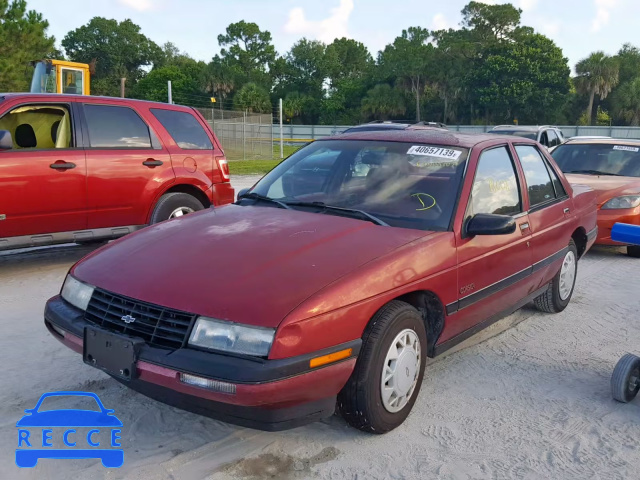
xmin=534 ymin=239 xmax=578 ymax=314
xmin=150 ymin=193 xmax=205 ymax=224
xmin=611 ymin=353 xmax=640 ymax=403
xmin=627 ymin=245 xmax=640 ymax=258
xmin=337 ymin=300 xmax=427 ymax=434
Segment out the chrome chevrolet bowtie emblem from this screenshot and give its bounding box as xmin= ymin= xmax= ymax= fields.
xmin=121 ymin=315 xmax=136 ymax=324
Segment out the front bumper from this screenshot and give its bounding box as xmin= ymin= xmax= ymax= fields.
xmin=596 ymin=208 xmax=640 ymax=245
xmin=45 ymin=296 xmax=359 ymax=431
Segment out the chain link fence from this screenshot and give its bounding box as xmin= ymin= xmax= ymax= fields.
xmin=196 ymin=108 xmax=273 ymax=161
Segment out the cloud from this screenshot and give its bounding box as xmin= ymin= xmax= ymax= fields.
xmin=284 ymin=0 xmax=354 ymax=44
xmin=431 ymin=13 xmax=451 ymax=31
xmin=539 ymin=20 xmax=561 ymax=37
xmin=591 ymin=0 xmax=618 ymax=32
xmin=117 ymin=0 xmax=154 ymax=11
xmin=519 ymin=0 xmax=539 ymax=11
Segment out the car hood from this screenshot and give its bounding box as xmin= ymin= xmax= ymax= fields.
xmin=565 ymin=174 xmax=640 ymax=205
xmin=73 ymin=205 xmax=431 ymax=328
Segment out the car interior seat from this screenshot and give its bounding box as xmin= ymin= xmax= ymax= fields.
xmin=51 ymin=120 xmax=60 ymax=144
xmin=15 ymin=124 xmax=37 ymax=148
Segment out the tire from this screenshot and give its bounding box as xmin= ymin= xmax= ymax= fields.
xmin=611 ymin=353 xmax=640 ymax=403
xmin=150 ymin=193 xmax=205 ymax=224
xmin=627 ymin=245 xmax=640 ymax=258
xmin=337 ymin=300 xmax=427 ymax=434
xmin=534 ymin=240 xmax=578 ymax=313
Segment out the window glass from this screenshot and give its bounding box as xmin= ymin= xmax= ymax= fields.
xmin=516 ymin=145 xmax=556 ymax=207
xmin=467 ymin=147 xmax=521 ymax=217
xmin=539 ymin=132 xmax=549 ymax=147
xmin=251 ymin=140 xmax=469 ymax=231
xmin=547 ymin=164 xmax=566 ymax=197
xmin=546 ymin=130 xmax=558 ymax=147
xmin=84 ymin=104 xmax=151 ymax=148
xmin=0 ymin=104 xmax=72 ymax=149
xmin=552 ymin=143 xmax=640 ymax=177
xmin=61 ymin=69 xmax=83 ymax=94
xmin=151 ymin=109 xmax=213 ymax=150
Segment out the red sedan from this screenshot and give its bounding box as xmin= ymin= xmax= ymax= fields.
xmin=45 ymin=129 xmax=597 ymax=433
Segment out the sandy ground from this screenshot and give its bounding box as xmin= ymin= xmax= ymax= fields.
xmin=1 ymin=175 xmax=639 ymax=479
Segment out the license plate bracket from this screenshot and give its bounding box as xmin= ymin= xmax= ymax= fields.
xmin=83 ymin=326 xmax=143 ymax=381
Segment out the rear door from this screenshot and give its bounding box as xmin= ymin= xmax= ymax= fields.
xmin=449 ymin=145 xmax=533 ymax=338
xmin=0 ymin=101 xmax=87 ymax=239
xmin=80 ymin=102 xmax=174 ymax=228
xmin=513 ymin=144 xmax=573 ymax=288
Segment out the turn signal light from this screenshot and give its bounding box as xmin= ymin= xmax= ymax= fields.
xmin=309 ymin=348 xmax=352 ymax=368
xmin=179 ymin=373 xmax=236 ymax=394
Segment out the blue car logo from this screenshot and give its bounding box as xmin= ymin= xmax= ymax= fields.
xmin=16 ymin=391 xmax=123 ymax=468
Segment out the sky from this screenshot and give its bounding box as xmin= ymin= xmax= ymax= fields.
xmin=28 ymin=0 xmax=639 ymax=70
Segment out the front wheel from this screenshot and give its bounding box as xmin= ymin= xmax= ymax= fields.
xmin=627 ymin=245 xmax=640 ymax=258
xmin=611 ymin=353 xmax=640 ymax=403
xmin=534 ymin=240 xmax=578 ymax=313
xmin=150 ymin=193 xmax=205 ymax=224
xmin=338 ymin=301 xmax=427 ymax=434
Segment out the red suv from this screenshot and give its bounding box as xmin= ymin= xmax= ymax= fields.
xmin=0 ymin=93 xmax=233 ymax=251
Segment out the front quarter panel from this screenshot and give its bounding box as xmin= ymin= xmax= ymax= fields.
xmin=270 ymin=232 xmax=457 ymax=359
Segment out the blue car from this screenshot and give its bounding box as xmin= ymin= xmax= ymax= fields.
xmin=16 ymin=391 xmax=123 ymax=468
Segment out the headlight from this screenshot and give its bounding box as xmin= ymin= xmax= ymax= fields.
xmin=60 ymin=275 xmax=95 ymax=311
xmin=188 ymin=317 xmax=275 ymax=357
xmin=601 ymin=196 xmax=640 ymax=210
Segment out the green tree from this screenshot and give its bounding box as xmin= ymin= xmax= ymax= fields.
xmin=460 ymin=1 xmax=523 ymax=43
xmin=379 ymin=27 xmax=434 ymax=122
xmin=325 ymin=37 xmax=373 ymax=85
xmin=0 ymin=0 xmax=55 ymax=92
xmin=233 ymin=82 xmax=271 ymax=113
xmin=133 ymin=65 xmax=199 ymax=103
xmin=217 ymin=21 xmax=275 ymax=88
xmin=613 ymin=77 xmax=640 ymax=125
xmin=62 ymin=17 xmax=162 ymax=96
xmin=283 ymin=91 xmax=311 ymax=123
xmin=575 ymin=52 xmax=619 ymax=125
xmin=361 ymin=84 xmax=406 ymax=121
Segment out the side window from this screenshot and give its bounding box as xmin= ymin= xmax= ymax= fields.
xmin=83 ymin=104 xmax=152 ymax=148
xmin=467 ymin=146 xmax=521 ymax=217
xmin=539 ymin=131 xmax=549 ymax=147
xmin=61 ymin=69 xmax=83 ymax=95
xmin=0 ymin=104 xmax=72 ymax=149
xmin=150 ymin=109 xmax=213 ymax=150
xmin=547 ymin=130 xmax=558 ymax=147
xmin=515 ymin=145 xmax=556 ymax=207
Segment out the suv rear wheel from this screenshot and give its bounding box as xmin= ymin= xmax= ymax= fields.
xmin=150 ymin=193 xmax=205 ymax=224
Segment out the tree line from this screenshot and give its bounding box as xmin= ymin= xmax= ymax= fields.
xmin=2 ymin=0 xmax=639 ymax=126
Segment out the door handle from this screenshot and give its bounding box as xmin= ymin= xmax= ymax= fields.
xmin=519 ymin=222 xmax=530 ymax=230
xmin=564 ymin=207 xmax=571 ymax=214
xmin=142 ymin=159 xmax=163 ymax=167
xmin=49 ymin=161 xmax=76 ymax=170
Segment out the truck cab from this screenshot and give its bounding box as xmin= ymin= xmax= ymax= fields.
xmin=30 ymin=60 xmax=90 ymax=96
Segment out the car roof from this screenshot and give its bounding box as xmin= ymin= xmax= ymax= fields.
xmin=491 ymin=125 xmax=556 ymax=132
xmin=562 ymin=137 xmax=640 ymax=145
xmin=324 ymin=127 xmax=535 ymax=149
xmin=0 ymin=92 xmax=193 ymax=111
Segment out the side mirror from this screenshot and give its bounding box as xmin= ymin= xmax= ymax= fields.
xmin=236 ymin=188 xmax=250 ymax=201
xmin=465 ymin=213 xmax=516 ymax=237
xmin=0 ymin=130 xmax=13 ymax=150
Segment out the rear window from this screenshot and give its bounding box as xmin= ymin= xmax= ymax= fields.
xmin=491 ymin=130 xmax=537 ymax=140
xmin=552 ymin=143 xmax=640 ymax=177
xmin=84 ymin=104 xmax=152 ymax=148
xmin=151 ymin=109 xmax=213 ymax=150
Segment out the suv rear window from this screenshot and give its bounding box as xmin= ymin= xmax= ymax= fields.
xmin=84 ymin=104 xmax=152 ymax=148
xmin=151 ymin=109 xmax=213 ymax=150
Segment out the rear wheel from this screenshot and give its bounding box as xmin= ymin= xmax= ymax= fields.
xmin=338 ymin=301 xmax=427 ymax=434
xmin=611 ymin=353 xmax=640 ymax=403
xmin=534 ymin=240 xmax=578 ymax=313
xmin=150 ymin=193 xmax=204 ymax=224
xmin=627 ymin=245 xmax=640 ymax=258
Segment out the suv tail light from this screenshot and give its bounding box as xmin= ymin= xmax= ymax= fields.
xmin=216 ymin=157 xmax=230 ymax=181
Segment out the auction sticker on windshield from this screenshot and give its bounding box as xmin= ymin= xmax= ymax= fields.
xmin=613 ymin=145 xmax=639 ymax=152
xmin=407 ymin=146 xmax=462 ymax=159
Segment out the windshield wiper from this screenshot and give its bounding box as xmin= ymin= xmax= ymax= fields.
xmin=284 ymin=201 xmax=389 ymax=226
xmin=237 ymin=192 xmax=291 ymax=209
xmin=566 ymin=169 xmax=623 ymax=176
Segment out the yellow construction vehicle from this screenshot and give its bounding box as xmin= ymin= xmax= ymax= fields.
xmin=30 ymin=60 xmax=91 ymax=95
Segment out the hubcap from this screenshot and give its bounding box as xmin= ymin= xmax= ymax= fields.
xmin=558 ymin=250 xmax=576 ymax=301
xmin=381 ymin=329 xmax=421 ymax=413
xmin=629 ymin=368 xmax=640 ymax=393
xmin=168 ymin=206 xmax=195 ymax=219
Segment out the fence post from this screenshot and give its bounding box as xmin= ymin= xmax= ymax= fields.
xmin=167 ymin=81 xmax=172 ymax=104
xmin=279 ymin=98 xmax=284 ymax=159
xmin=311 ymin=124 xmax=315 ymax=140
xmin=271 ymin=115 xmax=274 ymax=159
xmin=243 ymin=111 xmax=247 ymax=161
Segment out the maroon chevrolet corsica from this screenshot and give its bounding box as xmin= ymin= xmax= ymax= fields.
xmin=45 ymin=128 xmax=598 ymax=433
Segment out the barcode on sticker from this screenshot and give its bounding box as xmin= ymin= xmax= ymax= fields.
xmin=613 ymin=145 xmax=639 ymax=152
xmin=407 ymin=146 xmax=462 ymax=160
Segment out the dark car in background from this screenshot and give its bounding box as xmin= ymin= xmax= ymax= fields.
xmin=490 ymin=125 xmax=565 ymax=150
xmin=341 ymin=120 xmax=447 ymax=134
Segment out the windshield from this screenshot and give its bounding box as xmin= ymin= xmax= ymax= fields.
xmin=30 ymin=61 xmax=57 ymax=94
xmin=552 ymin=143 xmax=640 ymax=177
xmin=248 ymin=140 xmax=469 ymax=231
xmin=490 ymin=130 xmax=537 ymax=140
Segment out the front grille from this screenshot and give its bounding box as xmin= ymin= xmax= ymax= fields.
xmin=85 ymin=289 xmax=196 ymax=350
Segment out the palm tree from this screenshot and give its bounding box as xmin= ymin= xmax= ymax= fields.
xmin=361 ymin=84 xmax=407 ymax=121
xmin=283 ymin=92 xmax=306 ymax=124
xmin=575 ymin=52 xmax=619 ymax=125
xmin=614 ymin=77 xmax=640 ymax=126
xmin=233 ymin=82 xmax=271 ymax=113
